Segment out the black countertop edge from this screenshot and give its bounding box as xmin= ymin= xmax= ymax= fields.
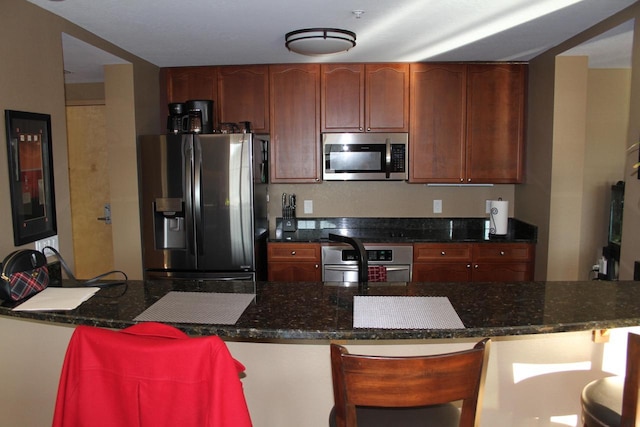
xmin=270 ymin=217 xmax=537 ymax=243
xmin=2 ymin=279 xmax=639 ymax=341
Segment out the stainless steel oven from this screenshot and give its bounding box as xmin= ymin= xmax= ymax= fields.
xmin=322 ymin=244 xmax=413 ymax=283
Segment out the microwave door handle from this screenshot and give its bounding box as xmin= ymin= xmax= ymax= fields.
xmin=385 ymin=138 xmax=391 ymax=178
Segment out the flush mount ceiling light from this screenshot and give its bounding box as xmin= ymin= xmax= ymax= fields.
xmin=285 ymin=28 xmax=356 ymax=56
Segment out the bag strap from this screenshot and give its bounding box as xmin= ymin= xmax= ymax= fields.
xmin=42 ymin=246 xmax=128 ymax=287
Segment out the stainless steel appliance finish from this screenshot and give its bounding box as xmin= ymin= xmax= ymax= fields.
xmin=322 ymin=244 xmax=413 ymax=283
xmin=322 ymin=133 xmax=408 ymax=181
xmin=139 ymin=133 xmax=268 ymax=280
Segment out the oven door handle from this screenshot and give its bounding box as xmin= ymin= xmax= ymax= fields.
xmin=323 ymin=265 xmax=411 ymax=272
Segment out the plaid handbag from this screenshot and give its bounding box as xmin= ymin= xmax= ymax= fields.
xmin=0 ymin=250 xmax=49 ymax=302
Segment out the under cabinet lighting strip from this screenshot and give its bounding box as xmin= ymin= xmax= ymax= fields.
xmin=426 ymin=184 xmax=494 ymax=187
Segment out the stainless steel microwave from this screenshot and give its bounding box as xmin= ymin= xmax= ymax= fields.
xmin=322 ymin=133 xmax=408 ymax=181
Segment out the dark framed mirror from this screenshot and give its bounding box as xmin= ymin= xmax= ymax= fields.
xmin=4 ymin=110 xmax=57 ymax=245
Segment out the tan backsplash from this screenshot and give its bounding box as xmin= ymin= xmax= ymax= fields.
xmin=268 ymin=181 xmax=515 ymax=230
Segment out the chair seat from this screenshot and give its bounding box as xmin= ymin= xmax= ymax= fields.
xmin=329 ymin=403 xmax=461 ymax=427
xmin=581 ymin=376 xmax=623 ymax=427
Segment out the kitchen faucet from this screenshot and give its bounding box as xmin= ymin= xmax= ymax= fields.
xmin=328 ymin=233 xmax=368 ymax=290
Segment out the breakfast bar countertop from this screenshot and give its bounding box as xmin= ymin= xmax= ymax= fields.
xmin=2 ymin=279 xmax=639 ymax=340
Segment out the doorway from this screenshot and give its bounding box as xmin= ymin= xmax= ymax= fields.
xmin=66 ymin=104 xmax=114 ymax=278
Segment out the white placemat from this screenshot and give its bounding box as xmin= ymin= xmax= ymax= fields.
xmin=353 ymin=296 xmax=465 ymax=329
xmin=134 ymin=292 xmax=255 ymax=325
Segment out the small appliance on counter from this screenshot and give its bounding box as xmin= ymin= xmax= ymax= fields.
xmin=282 ymin=193 xmax=297 ymax=232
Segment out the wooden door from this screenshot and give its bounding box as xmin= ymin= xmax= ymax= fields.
xmin=466 ymin=64 xmax=526 ymax=183
xmin=409 ymin=63 xmax=467 ymax=183
xmin=218 ymin=65 xmax=269 ymax=133
xmin=269 ymin=64 xmax=321 ymax=183
xmin=66 ymin=105 xmax=114 ymax=279
xmin=321 ymin=63 xmax=364 ymax=132
xmin=365 ymin=63 xmax=409 ymax=132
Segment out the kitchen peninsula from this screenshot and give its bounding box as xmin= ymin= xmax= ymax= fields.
xmin=2 ymin=279 xmax=640 ymax=427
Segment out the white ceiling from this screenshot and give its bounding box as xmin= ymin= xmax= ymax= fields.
xmin=26 ymin=0 xmax=636 ymax=84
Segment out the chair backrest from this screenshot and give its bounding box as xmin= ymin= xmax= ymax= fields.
xmin=330 ymin=338 xmax=491 ymax=427
xmin=622 ymin=332 xmax=640 ymax=427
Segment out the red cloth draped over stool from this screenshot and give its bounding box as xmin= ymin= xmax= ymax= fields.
xmin=52 ymin=322 xmax=252 ymax=427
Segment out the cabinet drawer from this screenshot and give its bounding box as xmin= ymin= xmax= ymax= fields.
xmin=473 ymin=243 xmax=533 ymax=262
xmin=414 ymin=244 xmax=472 ymax=262
xmin=267 ymin=243 xmax=321 ymax=261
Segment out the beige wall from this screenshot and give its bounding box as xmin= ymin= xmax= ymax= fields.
xmin=546 ymin=60 xmax=629 ymax=281
xmin=1 ymin=0 xmax=159 ymax=278
xmin=520 ymin=4 xmax=638 ymax=280
xmin=268 ymin=182 xmax=516 ymax=229
xmin=580 ymin=68 xmax=630 ymax=277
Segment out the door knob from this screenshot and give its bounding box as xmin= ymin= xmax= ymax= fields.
xmin=97 ymin=203 xmax=112 ymax=224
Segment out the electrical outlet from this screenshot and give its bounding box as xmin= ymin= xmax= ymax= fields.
xmin=35 ymin=235 xmax=59 ymax=253
xmin=304 ymin=200 xmax=313 ymax=214
xmin=433 ymin=200 xmax=442 ymax=214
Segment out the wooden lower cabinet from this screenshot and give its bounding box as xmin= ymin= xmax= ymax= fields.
xmin=267 ymin=242 xmax=321 ymax=282
xmin=413 ymin=242 xmax=534 ymax=282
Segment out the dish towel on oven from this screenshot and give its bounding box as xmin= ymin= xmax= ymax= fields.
xmin=353 ymin=296 xmax=465 ymax=329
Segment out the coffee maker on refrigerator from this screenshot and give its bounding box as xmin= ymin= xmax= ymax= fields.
xmin=166 ymin=99 xmax=214 ymax=135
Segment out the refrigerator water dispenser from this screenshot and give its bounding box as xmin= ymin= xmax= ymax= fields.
xmin=154 ymin=198 xmax=185 ymax=249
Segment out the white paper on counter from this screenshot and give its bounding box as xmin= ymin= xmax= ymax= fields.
xmin=12 ymin=287 xmax=100 ymax=311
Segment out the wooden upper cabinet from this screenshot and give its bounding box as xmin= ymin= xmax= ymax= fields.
xmin=321 ymin=64 xmax=364 ymax=132
xmin=269 ymin=64 xmax=321 ymax=183
xmin=365 ymin=63 xmax=409 ymax=132
xmin=321 ymin=63 xmax=409 ymax=132
xmin=409 ymin=63 xmax=466 ymax=183
xmin=410 ymin=63 xmax=526 ymax=184
xmin=164 ymin=66 xmax=217 ymax=103
xmin=466 ymin=64 xmax=526 ymax=183
xmin=217 ymin=65 xmax=269 ymax=133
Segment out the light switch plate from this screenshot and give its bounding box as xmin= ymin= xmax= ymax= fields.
xmin=304 ymin=200 xmax=313 ymax=214
xmin=433 ymin=200 xmax=442 ymax=214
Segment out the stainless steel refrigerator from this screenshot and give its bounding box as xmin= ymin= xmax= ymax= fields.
xmin=138 ymin=133 xmax=268 ymax=280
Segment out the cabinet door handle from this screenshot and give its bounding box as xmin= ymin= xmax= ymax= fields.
xmin=441 ymin=251 xmax=446 ymax=256
xmin=466 ymin=264 xmax=471 ymax=269
xmin=291 ymin=251 xmax=296 ymax=256
xmin=500 ymin=251 xmax=505 ymax=256
xmin=474 ymin=264 xmax=479 ymax=269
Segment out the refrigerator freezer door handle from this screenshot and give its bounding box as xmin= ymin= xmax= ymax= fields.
xmin=193 ymin=137 xmax=204 ymax=256
xmin=183 ymin=136 xmax=195 ymax=256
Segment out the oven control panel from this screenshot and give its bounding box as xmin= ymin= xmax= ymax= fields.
xmin=342 ymin=249 xmax=393 ymax=262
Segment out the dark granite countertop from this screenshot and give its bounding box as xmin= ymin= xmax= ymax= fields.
xmin=2 ymin=279 xmax=639 ymax=341
xmin=270 ymin=217 xmax=537 ymax=243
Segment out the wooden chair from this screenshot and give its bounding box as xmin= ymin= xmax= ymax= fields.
xmin=581 ymin=332 xmax=640 ymax=427
xmin=329 ymin=338 xmax=491 ymax=427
